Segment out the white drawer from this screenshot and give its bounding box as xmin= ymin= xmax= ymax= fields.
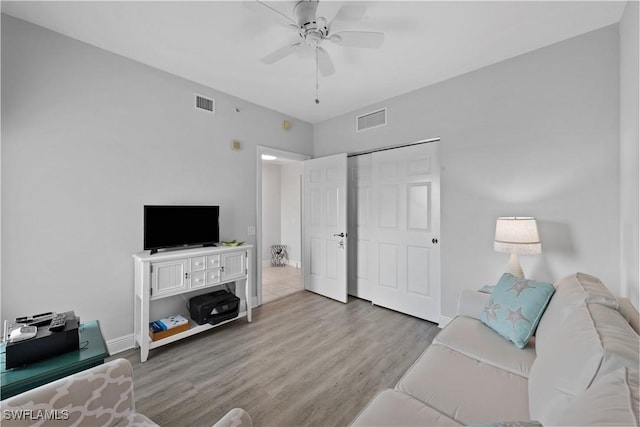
xmin=191 ymin=256 xmax=206 ymax=272
xmin=206 ymin=268 xmax=221 ymax=285
xmin=190 ymin=271 xmax=206 ymax=288
xmin=207 ymin=255 xmax=221 ymax=268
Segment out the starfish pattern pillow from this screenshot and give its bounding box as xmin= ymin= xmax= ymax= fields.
xmin=481 ymin=273 xmax=555 ymax=348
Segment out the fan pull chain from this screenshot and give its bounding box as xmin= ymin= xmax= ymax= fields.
xmin=315 ymin=47 xmax=320 ymax=104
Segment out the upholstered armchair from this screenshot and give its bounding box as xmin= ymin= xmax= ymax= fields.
xmin=1 ymin=358 xmax=252 ymax=427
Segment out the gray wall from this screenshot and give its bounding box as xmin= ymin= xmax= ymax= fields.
xmin=1 ymin=14 xmax=313 ymax=343
xmin=261 ymin=163 xmax=282 ymax=263
xmin=314 ymin=25 xmax=621 ymax=318
xmin=260 ymin=161 xmax=302 ymax=266
xmin=619 ymin=0 xmax=639 ymax=309
xmin=280 ymin=162 xmax=302 ymax=267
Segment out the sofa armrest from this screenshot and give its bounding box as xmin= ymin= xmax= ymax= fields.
xmin=617 ymin=297 xmax=640 ymax=335
xmin=1 ymin=358 xmax=139 ymax=426
xmin=456 ymin=289 xmax=490 ymax=320
xmin=212 ymin=408 xmax=253 ymax=427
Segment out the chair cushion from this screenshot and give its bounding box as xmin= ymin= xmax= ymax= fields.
xmin=212 ymin=408 xmax=254 ymax=427
xmin=1 ymin=358 xmax=138 ymax=427
xmin=396 ymin=344 xmax=530 ymax=425
xmin=480 ymin=273 xmax=554 ymax=348
xmin=434 ymin=316 xmax=536 ymax=378
xmin=528 ymin=302 xmax=640 ymax=425
xmin=114 ymin=412 xmax=159 ymax=427
xmin=350 ymin=389 xmax=462 ymax=427
xmin=552 ymin=367 xmax=639 ymax=426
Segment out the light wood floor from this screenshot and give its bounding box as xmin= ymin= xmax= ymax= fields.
xmin=112 ymin=291 xmax=440 ymax=427
xmin=262 ymin=265 xmax=303 ymax=303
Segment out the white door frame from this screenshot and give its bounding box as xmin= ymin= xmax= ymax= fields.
xmin=256 ymin=146 xmax=311 ymax=306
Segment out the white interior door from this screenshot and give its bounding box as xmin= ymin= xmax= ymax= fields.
xmin=350 ymin=142 xmax=441 ymax=322
xmin=303 ymin=153 xmax=348 ymax=303
xmin=348 ymin=154 xmax=375 ymax=301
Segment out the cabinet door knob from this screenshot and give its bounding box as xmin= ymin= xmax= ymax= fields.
xmin=432 ymin=238 xmax=438 ymax=244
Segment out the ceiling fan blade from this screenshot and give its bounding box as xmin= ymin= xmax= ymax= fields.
xmin=244 ymin=0 xmax=298 ymax=29
xmin=317 ymin=47 xmax=336 ymax=77
xmin=260 ymin=43 xmax=301 ymax=64
xmin=331 ymin=4 xmax=366 ymax=23
xmin=329 ymin=31 xmax=385 ymax=49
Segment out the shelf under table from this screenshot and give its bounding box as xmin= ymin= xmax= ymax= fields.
xmin=147 ymin=311 xmax=247 ymax=349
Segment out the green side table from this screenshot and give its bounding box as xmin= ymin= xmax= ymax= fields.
xmin=1 ymin=320 xmax=109 ymax=400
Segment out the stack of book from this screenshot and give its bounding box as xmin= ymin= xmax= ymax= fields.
xmin=149 ymin=315 xmax=189 ymax=341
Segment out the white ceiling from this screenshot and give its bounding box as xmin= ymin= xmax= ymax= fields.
xmin=2 ymin=1 xmax=626 ymax=124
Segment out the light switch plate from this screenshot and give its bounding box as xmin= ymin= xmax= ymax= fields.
xmin=247 ymin=226 xmax=256 ymax=236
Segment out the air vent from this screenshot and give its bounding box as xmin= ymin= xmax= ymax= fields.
xmin=195 ymin=94 xmax=215 ymax=114
xmin=357 ymin=108 xmax=387 ymax=132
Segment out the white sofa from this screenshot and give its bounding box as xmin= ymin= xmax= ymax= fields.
xmin=351 ymin=272 xmax=640 ymax=427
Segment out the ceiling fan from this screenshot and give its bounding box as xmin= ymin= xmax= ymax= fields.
xmin=249 ymin=0 xmax=385 ymax=102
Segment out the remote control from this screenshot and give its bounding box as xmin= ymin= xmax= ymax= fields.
xmin=49 ymin=314 xmax=67 ymax=332
xmin=16 ymin=312 xmax=54 ymax=326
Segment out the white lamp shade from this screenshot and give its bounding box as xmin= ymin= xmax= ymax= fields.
xmin=494 ymin=217 xmax=541 ymax=255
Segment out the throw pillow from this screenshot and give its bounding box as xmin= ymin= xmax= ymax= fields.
xmin=481 ymin=273 xmax=555 ymax=348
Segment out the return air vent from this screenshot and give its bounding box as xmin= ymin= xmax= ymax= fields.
xmin=195 ymin=94 xmax=215 ymax=114
xmin=357 ymin=108 xmax=387 ymax=132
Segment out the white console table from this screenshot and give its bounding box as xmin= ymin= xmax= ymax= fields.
xmin=133 ymin=245 xmax=252 ymax=362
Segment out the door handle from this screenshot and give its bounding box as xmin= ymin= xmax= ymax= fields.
xmin=333 ymin=232 xmax=346 ymax=238
xmin=432 ymin=238 xmax=438 ymax=244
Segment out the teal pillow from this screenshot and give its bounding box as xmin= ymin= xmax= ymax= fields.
xmin=481 ymin=273 xmax=555 ymax=348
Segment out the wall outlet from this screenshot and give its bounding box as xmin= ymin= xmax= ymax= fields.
xmin=247 ymin=226 xmax=256 ymax=236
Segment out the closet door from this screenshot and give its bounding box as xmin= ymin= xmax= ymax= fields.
xmin=350 ymin=142 xmax=441 ymax=322
xmin=372 ymin=142 xmax=441 ymax=322
xmin=348 ymin=154 xmax=375 ymax=301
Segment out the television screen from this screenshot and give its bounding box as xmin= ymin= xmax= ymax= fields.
xmin=144 ymin=205 xmax=220 ymax=251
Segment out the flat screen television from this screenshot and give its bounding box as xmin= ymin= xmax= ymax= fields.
xmin=144 ymin=205 xmax=220 ymax=253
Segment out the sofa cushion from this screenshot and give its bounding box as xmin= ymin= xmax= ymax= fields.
xmin=396 ymin=344 xmax=529 ymax=425
xmin=457 ymin=290 xmax=491 ymax=320
xmin=528 ymin=302 xmax=640 ymax=425
xmin=618 ymin=297 xmax=640 ymax=335
xmin=551 ymin=367 xmax=639 ymax=427
xmin=434 ymin=316 xmax=536 ymax=378
xmin=536 ymin=272 xmax=618 ymax=356
xmin=350 ymin=389 xmax=462 ymax=427
xmin=480 ymin=273 xmax=554 ymax=349
xmin=468 ymin=422 xmax=542 ymax=427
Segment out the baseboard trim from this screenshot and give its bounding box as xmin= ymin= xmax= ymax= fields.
xmin=107 ymin=334 xmax=135 ymax=355
xmin=438 ymin=316 xmax=452 ymax=329
xmin=287 ymin=260 xmax=301 ymax=268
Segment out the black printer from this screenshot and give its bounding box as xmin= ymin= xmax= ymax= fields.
xmin=189 ymin=290 xmax=240 ymax=325
xmin=5 ymin=311 xmax=79 ymax=369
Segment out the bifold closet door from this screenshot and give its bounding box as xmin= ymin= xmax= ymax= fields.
xmin=349 ymin=142 xmax=441 ymax=322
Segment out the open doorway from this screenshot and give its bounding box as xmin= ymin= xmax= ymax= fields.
xmin=256 ymin=146 xmax=310 ymax=305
